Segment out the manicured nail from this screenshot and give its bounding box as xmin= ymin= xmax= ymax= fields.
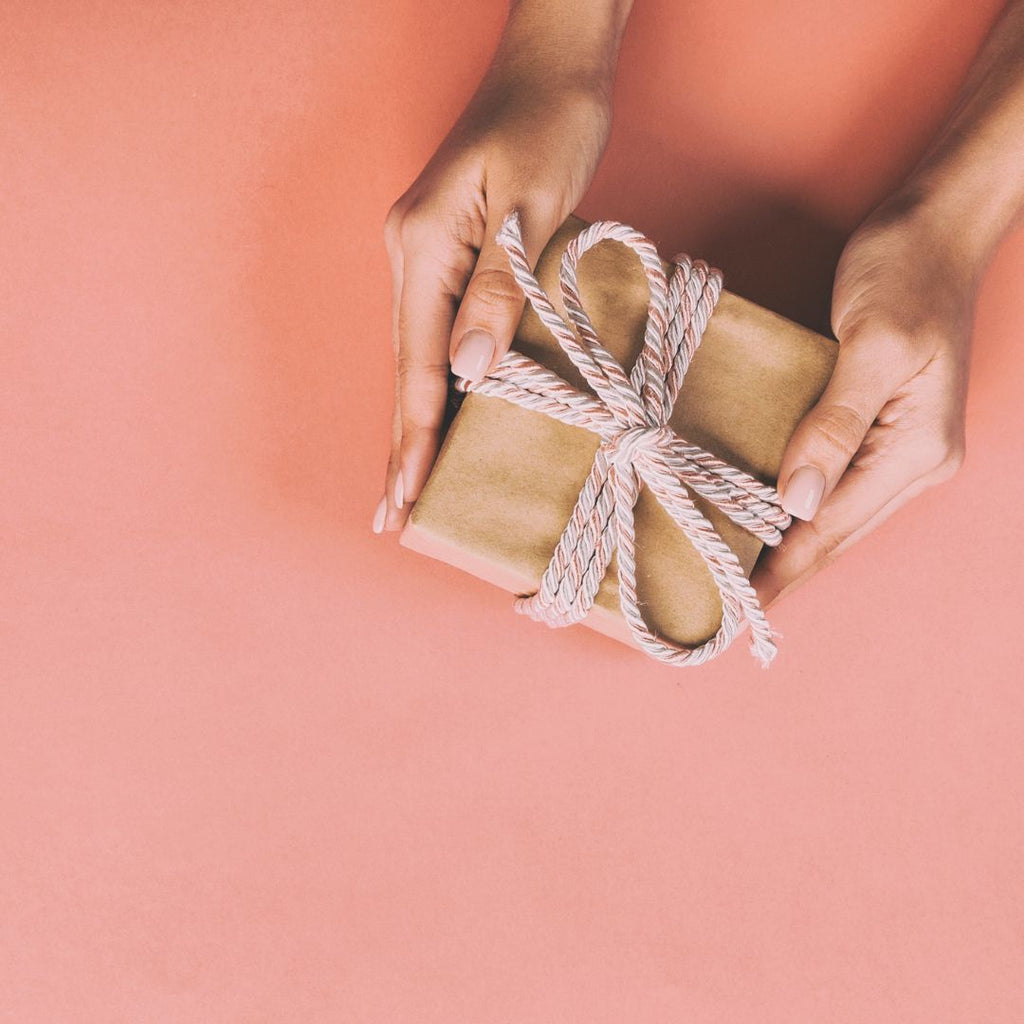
xmin=451 ymin=329 xmax=495 ymax=381
xmin=781 ymin=466 xmax=826 ymax=521
xmin=394 ymin=470 xmax=404 ymax=510
xmin=371 ymin=495 xmax=387 ymax=534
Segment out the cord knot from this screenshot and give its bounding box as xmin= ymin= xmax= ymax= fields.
xmin=602 ymin=423 xmax=672 ymax=468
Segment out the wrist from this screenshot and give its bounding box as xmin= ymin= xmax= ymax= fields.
xmin=892 ymin=121 xmax=1024 ymax=277
xmin=495 ymin=0 xmax=631 ymax=101
xmin=871 ymin=161 xmax=1018 ymax=287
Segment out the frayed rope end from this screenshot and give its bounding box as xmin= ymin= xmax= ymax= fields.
xmin=750 ymin=626 xmax=783 ymax=670
xmin=496 ymin=209 xmax=522 ymax=250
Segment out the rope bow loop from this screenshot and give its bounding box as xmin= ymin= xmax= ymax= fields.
xmin=459 ymin=212 xmax=792 ymax=667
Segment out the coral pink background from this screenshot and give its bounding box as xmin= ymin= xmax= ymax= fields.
xmin=2 ymin=2 xmax=1022 ymax=1021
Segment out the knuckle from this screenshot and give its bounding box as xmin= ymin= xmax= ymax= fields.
xmin=399 ymin=407 xmax=445 ymax=448
xmin=814 ymin=522 xmax=840 ymax=559
xmin=396 ymin=368 xmax=449 ymax=437
xmin=802 ymin=518 xmax=844 ymax=570
xmin=395 ymin=202 xmax=438 ymax=251
xmin=399 ymin=416 xmax=443 ymax=443
xmin=395 ymin=350 xmax=450 ymax=387
xmin=811 ymin=403 xmax=870 ymax=458
xmin=466 ymin=266 xmax=521 ymax=313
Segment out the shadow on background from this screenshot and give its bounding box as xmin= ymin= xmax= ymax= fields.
xmin=580 ymin=126 xmax=848 ymax=340
xmin=694 ymin=200 xmax=845 ymax=339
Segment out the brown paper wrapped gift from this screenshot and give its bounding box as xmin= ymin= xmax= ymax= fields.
xmin=400 ymin=214 xmax=838 ymax=653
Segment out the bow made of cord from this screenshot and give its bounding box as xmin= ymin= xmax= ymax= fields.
xmin=458 ymin=212 xmax=792 ymax=667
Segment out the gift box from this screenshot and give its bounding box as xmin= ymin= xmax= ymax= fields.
xmin=400 ymin=214 xmax=838 ymax=665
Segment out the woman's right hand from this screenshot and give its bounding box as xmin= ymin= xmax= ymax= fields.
xmin=376 ymin=16 xmax=625 ymax=533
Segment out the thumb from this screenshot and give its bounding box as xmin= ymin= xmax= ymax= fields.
xmin=777 ymin=338 xmax=897 ymax=521
xmin=448 ymin=203 xmax=561 ymax=381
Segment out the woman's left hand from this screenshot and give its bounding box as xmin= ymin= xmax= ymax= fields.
xmin=751 ymin=197 xmax=977 ymax=610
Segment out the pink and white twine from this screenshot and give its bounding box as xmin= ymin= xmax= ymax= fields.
xmin=458 ymin=212 xmax=792 ymax=667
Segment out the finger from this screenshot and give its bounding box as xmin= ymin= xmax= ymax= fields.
xmin=752 ymin=447 xmax=933 ymax=609
xmin=391 ymin=251 xmax=462 ymax=526
xmin=376 ymin=225 xmax=405 ymax=533
xmin=380 ymin=369 xmax=404 ymax=531
xmin=776 ymin=335 xmax=912 ymax=522
xmin=448 ymin=202 xmax=563 ymax=384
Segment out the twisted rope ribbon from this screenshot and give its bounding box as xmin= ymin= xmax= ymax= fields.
xmin=458 ymin=213 xmax=792 ymax=667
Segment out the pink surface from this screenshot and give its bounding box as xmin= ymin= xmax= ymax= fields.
xmin=2 ymin=2 xmax=1022 ymax=1021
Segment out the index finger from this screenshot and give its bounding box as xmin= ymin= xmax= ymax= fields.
xmin=388 ymin=251 xmax=464 ymax=528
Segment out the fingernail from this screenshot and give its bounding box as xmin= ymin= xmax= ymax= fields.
xmin=371 ymin=495 xmax=387 ymax=534
xmin=394 ymin=470 xmax=404 ymax=510
xmin=451 ymin=329 xmax=495 ymax=381
xmin=781 ymin=466 xmax=826 ymax=521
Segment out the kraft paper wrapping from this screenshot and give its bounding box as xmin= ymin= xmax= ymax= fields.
xmin=400 ymin=215 xmax=838 ymax=650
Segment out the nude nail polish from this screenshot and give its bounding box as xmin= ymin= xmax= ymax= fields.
xmin=451 ymin=329 xmax=495 ymax=381
xmin=781 ymin=465 xmax=826 ymax=520
xmin=394 ymin=470 xmax=404 ymax=510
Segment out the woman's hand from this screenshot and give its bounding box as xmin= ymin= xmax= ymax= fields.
xmin=753 ymin=0 xmax=1024 ymax=610
xmin=751 ymin=197 xmax=976 ymax=609
xmin=375 ymin=4 xmax=631 ymax=534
